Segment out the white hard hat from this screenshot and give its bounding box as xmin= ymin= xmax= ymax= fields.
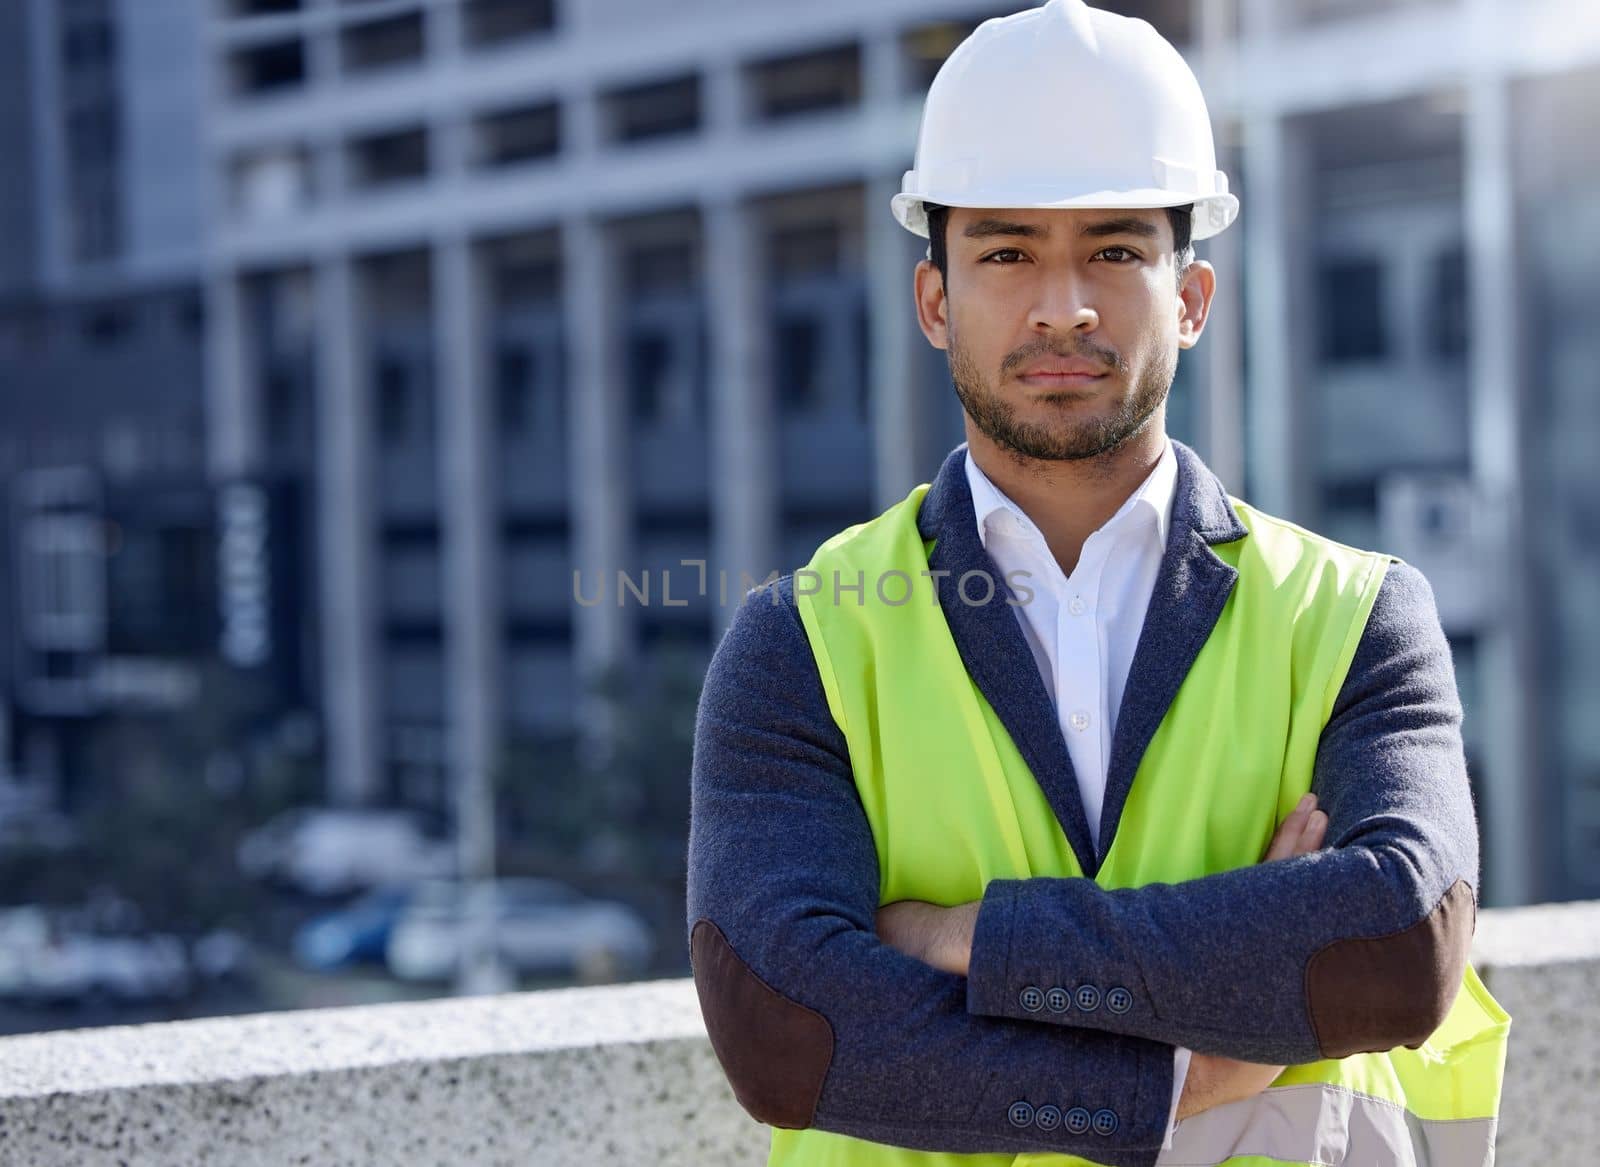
xmin=893 ymin=0 xmax=1239 ymax=242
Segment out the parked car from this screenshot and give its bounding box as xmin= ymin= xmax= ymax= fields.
xmin=385 ymin=878 xmax=654 ymax=983
xmin=0 ymin=905 xmax=192 ymax=1005
xmin=238 ymin=808 xmax=455 ymax=897
xmin=292 ymin=884 xmax=413 ymax=972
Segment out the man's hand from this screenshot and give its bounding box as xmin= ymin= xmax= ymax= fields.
xmin=1177 ymin=793 xmax=1328 ymax=1122
xmin=875 ymin=899 xmax=980 ymax=976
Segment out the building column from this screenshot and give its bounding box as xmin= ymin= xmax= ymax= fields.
xmin=1238 ymin=0 xmax=1315 ymax=520
xmin=205 ymin=269 xmax=261 ymax=480
xmin=1238 ymin=108 xmax=1314 ymax=519
xmin=863 ymin=30 xmax=935 ymax=507
xmin=315 ymin=254 xmax=381 ymax=805
xmin=1463 ymin=13 xmax=1537 ymax=904
xmin=563 ymin=215 xmax=632 ymax=763
xmin=434 ymin=234 xmax=501 ymax=878
xmin=1193 ymin=0 xmax=1245 ymax=492
xmin=867 ymin=171 xmax=936 ymax=511
xmin=704 ymin=196 xmax=777 ymax=641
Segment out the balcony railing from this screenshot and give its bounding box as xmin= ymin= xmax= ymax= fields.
xmin=1 ymin=899 xmax=1596 ymax=1163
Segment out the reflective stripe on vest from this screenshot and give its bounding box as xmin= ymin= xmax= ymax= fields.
xmin=775 ymin=481 xmax=1510 ymax=1167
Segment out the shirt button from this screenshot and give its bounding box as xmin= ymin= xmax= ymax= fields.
xmin=1067 ymin=596 xmax=1086 ymax=616
xmin=1069 ymin=710 xmax=1091 ymax=733
xmin=1019 ymin=985 xmax=1045 ymax=1012
xmin=1092 ymin=1108 xmax=1120 ymax=1136
xmin=1075 ymin=984 xmax=1102 ymax=1012
xmin=1065 ymin=1107 xmax=1092 ymax=1135
xmin=1106 ymin=986 xmax=1133 ymax=1014
xmin=1045 ymin=987 xmax=1071 ymax=1013
xmin=1034 ymin=1104 xmax=1062 ymax=1131
xmin=1008 ymin=1101 xmax=1035 ymax=1128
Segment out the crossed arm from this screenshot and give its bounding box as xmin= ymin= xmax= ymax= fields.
xmin=686 ymin=562 xmax=1479 ymax=1161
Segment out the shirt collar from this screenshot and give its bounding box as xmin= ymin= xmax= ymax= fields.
xmin=965 ymin=435 xmax=1178 ymax=553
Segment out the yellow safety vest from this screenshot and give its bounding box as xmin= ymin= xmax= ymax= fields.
xmin=776 ymin=479 xmax=1510 ymax=1167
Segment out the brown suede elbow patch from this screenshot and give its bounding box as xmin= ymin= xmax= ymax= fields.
xmin=1305 ymin=878 xmax=1475 ymax=1058
xmin=689 ymin=918 xmax=835 ymax=1129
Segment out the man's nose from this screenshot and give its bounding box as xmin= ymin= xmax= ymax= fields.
xmin=1027 ymin=271 xmax=1099 ymax=334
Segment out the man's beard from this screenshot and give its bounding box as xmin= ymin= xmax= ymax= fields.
xmin=947 ymin=325 xmax=1173 ymax=462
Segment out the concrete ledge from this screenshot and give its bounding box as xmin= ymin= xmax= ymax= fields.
xmin=0 ymin=902 xmax=1595 ymax=1164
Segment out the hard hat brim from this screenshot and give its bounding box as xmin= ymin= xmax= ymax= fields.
xmin=892 ymin=189 xmax=1240 ymax=242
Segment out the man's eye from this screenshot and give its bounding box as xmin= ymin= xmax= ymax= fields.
xmin=982 ymin=249 xmax=1026 ymax=264
xmin=1097 ymin=247 xmax=1137 ymax=263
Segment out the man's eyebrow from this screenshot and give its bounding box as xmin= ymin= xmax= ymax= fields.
xmin=1078 ymin=217 xmax=1161 ymax=239
xmin=962 ymin=218 xmax=1049 ymax=240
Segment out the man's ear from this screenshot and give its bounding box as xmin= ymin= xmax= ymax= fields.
xmin=1176 ymin=259 xmax=1216 ymax=350
xmin=913 ymin=259 xmax=950 ymax=351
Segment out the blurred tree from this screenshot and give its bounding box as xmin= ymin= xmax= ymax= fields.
xmin=0 ymin=663 xmax=319 ymax=936
xmin=495 ymin=637 xmax=703 ymax=971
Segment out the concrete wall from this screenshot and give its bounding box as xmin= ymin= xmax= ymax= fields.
xmin=0 ymin=899 xmax=1596 ymax=1164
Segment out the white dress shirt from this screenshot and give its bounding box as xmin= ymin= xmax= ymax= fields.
xmin=964 ymin=437 xmax=1191 ymax=1149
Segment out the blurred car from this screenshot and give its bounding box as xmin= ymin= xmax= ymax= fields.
xmin=91 ymin=934 xmax=190 ymax=1001
xmin=238 ymin=807 xmax=455 ymax=897
xmin=192 ymin=928 xmax=252 ymax=983
xmin=292 ymin=884 xmax=413 ymax=972
xmin=0 ymin=905 xmax=192 ymax=1005
xmin=385 ymin=878 xmax=655 ymax=983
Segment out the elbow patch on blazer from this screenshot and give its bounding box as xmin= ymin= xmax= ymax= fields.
xmin=1304 ymin=878 xmax=1475 ymax=1058
xmin=689 ymin=917 xmax=835 ymax=1129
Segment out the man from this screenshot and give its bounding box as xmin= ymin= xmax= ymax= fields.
xmin=685 ymin=2 xmax=1509 ymax=1165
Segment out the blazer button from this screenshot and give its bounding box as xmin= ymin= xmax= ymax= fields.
xmin=1034 ymin=1104 xmax=1062 ymax=1131
xmin=1092 ymin=1108 xmax=1120 ymax=1136
xmin=1045 ymin=987 xmax=1071 ymax=1013
xmin=1064 ymin=1106 xmax=1092 ymax=1135
xmin=1019 ymin=985 xmax=1045 ymax=1012
xmin=1075 ymin=984 xmax=1102 ymax=1012
xmin=1008 ymin=1101 xmax=1035 ymax=1128
xmin=1106 ymin=986 xmax=1133 ymax=1014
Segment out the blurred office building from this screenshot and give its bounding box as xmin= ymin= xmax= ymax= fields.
xmin=0 ymin=0 xmax=222 ymax=815
xmin=1 ymin=0 xmax=1595 ymax=908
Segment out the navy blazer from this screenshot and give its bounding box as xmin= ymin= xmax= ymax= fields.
xmin=686 ymin=438 xmax=1479 ymax=1165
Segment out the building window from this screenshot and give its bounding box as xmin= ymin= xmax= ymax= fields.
xmin=624 ymin=240 xmax=695 ymax=295
xmin=340 ymin=12 xmax=424 ymax=75
xmin=61 ymin=15 xmax=115 ymax=71
xmin=20 ymin=515 xmax=104 ymax=651
xmin=59 ymin=3 xmax=122 ymax=266
xmin=856 ymin=299 xmax=871 ymax=421
xmin=775 ymin=315 xmax=822 ymax=414
xmin=82 ymin=301 xmax=135 ymax=346
xmin=604 ymin=74 xmax=701 ymax=144
xmin=473 ymin=101 xmax=561 ymax=168
xmin=497 ymin=344 xmax=535 ymax=434
xmin=377 ymin=355 xmax=417 ymax=442
xmin=230 ymin=38 xmax=306 ymax=96
xmin=229 ymin=0 xmax=303 ymax=15
xmin=1430 ymin=244 xmax=1468 ymax=360
xmin=348 ymin=126 xmax=429 ymax=188
xmin=176 ymin=290 xmax=205 ymax=336
xmin=628 ymin=331 xmax=671 ymax=424
xmin=901 ymin=20 xmax=980 ymax=93
xmin=1317 ymin=257 xmax=1388 ymax=363
xmin=771 ymin=222 xmax=841 ymax=279
xmin=748 ymin=44 xmax=862 ymax=121
xmin=463 ymin=0 xmax=556 ymax=47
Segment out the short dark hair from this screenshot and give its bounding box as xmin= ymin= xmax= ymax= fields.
xmin=924 ymin=201 xmax=1194 ymax=290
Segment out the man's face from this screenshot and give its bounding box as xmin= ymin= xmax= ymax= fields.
xmin=913 ymin=206 xmax=1214 ymax=462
